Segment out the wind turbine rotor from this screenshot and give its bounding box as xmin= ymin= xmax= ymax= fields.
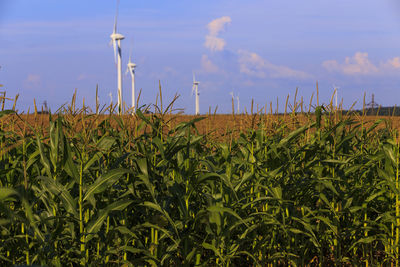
xmin=126 ymin=67 xmax=131 ymax=75
xmin=127 ymin=62 xmax=136 ymax=69
xmin=126 ymin=65 xmax=136 ymax=78
xmin=110 ymin=0 xmax=125 ymax=64
xmin=128 ymin=46 xmax=132 ymax=64
xmin=191 ymin=84 xmax=196 ymax=96
xmin=111 ymin=0 xmax=118 ymax=64
xmin=332 ymin=84 xmax=339 ymax=110
xmin=114 ymin=0 xmax=119 ymax=34
xmin=112 ymin=40 xmax=117 ymax=64
xmin=126 ymin=45 xmax=136 ymax=76
xmin=110 ymin=33 xmax=125 ymax=65
xmin=192 ymin=72 xmax=200 ymax=85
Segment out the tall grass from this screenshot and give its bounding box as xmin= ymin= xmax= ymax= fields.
xmin=0 ymin=91 xmax=400 ymax=266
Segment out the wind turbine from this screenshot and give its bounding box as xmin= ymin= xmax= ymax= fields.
xmin=126 ymin=49 xmax=137 ymax=113
xmin=333 ymin=84 xmax=339 ymax=110
xmin=230 ymin=91 xmax=240 ymax=114
xmin=230 ymin=91 xmax=235 ymax=113
xmin=96 ymin=94 xmax=100 ymax=114
xmin=110 ymin=0 xmax=125 ymax=114
xmin=192 ymin=73 xmax=200 ymax=115
xmin=109 ymin=92 xmax=113 ymax=105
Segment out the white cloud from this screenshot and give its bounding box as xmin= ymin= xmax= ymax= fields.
xmin=384 ymin=57 xmax=400 ymax=69
xmin=25 ymin=74 xmax=41 ymax=88
xmin=238 ymin=50 xmax=266 ymax=78
xmin=205 ymin=36 xmax=227 ymax=53
xmin=322 ymin=52 xmax=379 ymax=75
xmin=322 ymin=52 xmax=400 ymax=76
xmin=204 ymin=16 xmax=231 ymax=52
xmin=202 ymin=17 xmax=312 ymax=80
xmin=238 ymin=50 xmax=312 ymax=79
xmin=201 ymin=54 xmax=219 ymax=73
xmin=207 ymin=16 xmax=232 ymax=36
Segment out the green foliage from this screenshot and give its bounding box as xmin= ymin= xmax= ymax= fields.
xmin=0 ymin=107 xmax=400 ymax=266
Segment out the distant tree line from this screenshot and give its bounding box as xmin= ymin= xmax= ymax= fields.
xmin=345 ymin=106 xmax=400 ymax=116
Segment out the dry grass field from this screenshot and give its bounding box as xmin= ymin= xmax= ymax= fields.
xmin=3 ymin=112 xmax=400 ymax=141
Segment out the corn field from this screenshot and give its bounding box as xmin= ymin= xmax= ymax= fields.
xmin=1 ymin=93 xmax=400 ymax=266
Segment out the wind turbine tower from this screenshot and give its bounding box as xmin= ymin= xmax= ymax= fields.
xmin=110 ymin=0 xmax=125 ymax=114
xmin=230 ymin=92 xmax=240 ymax=114
xmin=333 ymin=85 xmax=339 ymax=110
xmin=192 ymin=73 xmax=200 ymax=115
xmin=126 ymin=51 xmax=137 ymax=113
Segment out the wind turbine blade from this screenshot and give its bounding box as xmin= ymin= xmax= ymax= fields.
xmin=126 ymin=66 xmax=134 ymax=77
xmin=193 ymin=72 xmax=196 ymax=83
xmin=114 ymin=0 xmax=119 ymax=33
xmin=113 ymin=40 xmax=117 ymax=64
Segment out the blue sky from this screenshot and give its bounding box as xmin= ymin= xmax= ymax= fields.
xmin=1 ymin=0 xmax=400 ymax=113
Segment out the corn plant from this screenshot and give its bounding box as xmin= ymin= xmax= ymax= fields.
xmin=1 ymin=99 xmax=400 ymax=266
